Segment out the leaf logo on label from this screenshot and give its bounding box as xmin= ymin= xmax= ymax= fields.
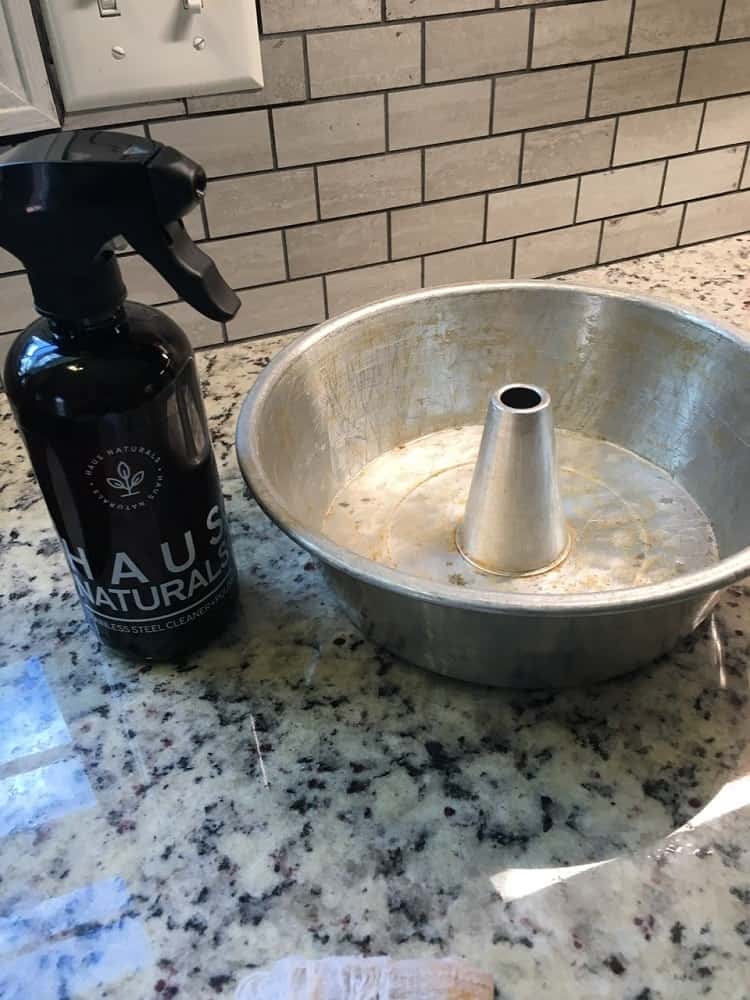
xmin=106 ymin=461 xmax=144 ymax=497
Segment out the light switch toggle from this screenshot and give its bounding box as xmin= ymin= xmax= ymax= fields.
xmin=98 ymin=0 xmax=120 ymax=16
xmin=183 ymin=0 xmax=204 ymax=10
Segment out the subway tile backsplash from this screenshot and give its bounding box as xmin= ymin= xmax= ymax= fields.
xmin=1 ymin=0 xmax=749 ymax=360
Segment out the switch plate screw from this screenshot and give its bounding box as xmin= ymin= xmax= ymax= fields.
xmin=193 ymin=36 xmax=206 ymax=50
xmin=111 ymin=45 xmax=126 ymax=59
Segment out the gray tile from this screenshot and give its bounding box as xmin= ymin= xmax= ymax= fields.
xmin=326 ymin=259 xmax=421 ymax=314
xmin=577 ymin=162 xmax=664 ymax=222
xmin=630 ymin=0 xmax=723 ymax=53
xmin=0 ymin=332 xmax=17 ymax=383
xmin=614 ymin=105 xmax=703 ymax=166
xmin=228 ymin=278 xmax=326 ymax=339
xmin=184 ymin=208 xmax=205 ymax=242
xmin=274 ymin=96 xmax=385 ymax=167
xmin=202 ymin=232 xmax=287 ymax=289
xmin=600 ymin=206 xmax=682 ymax=262
xmin=532 ymin=0 xmax=631 ymax=68
xmin=387 ymin=0 xmax=492 ymax=15
xmin=309 ymin=24 xmax=420 ymax=98
xmin=681 ymin=189 xmax=750 ymax=244
xmin=523 ymin=119 xmax=615 ymax=183
xmin=160 ymin=301 xmax=224 ymax=349
xmin=0 ymin=274 xmax=34 ymax=333
xmin=493 ymin=66 xmax=590 ymax=134
xmin=64 ymin=100 xmax=184 ymax=129
xmin=389 ymin=79 xmax=491 ymax=149
xmin=108 ymin=125 xmax=147 ymax=137
xmin=515 ymin=222 xmax=600 ymax=278
xmin=391 ymin=195 xmax=485 ymax=257
xmin=721 ymin=0 xmax=750 ymax=40
xmin=700 ymin=94 xmax=750 ymax=149
xmin=682 ymin=40 xmax=750 ymax=102
xmin=286 ymin=214 xmax=388 ymax=277
xmin=261 ymin=0 xmax=380 ymax=32
xmin=0 ymin=248 xmax=22 ymax=274
xmin=425 ymin=134 xmax=521 ymax=200
xmin=205 ymin=169 xmax=316 ymax=237
xmin=424 ymin=240 xmax=513 ymax=285
xmin=150 ymin=111 xmax=273 ymax=177
xmin=318 ymin=152 xmax=421 ymax=218
xmin=425 ymin=10 xmax=529 ymax=83
xmin=663 ymin=146 xmax=745 ymax=203
xmin=119 ymin=255 xmax=176 ymax=305
xmin=590 ymin=52 xmax=683 ymax=117
xmin=186 ymin=37 xmax=306 ymax=112
xmin=487 ymin=178 xmax=577 ymax=240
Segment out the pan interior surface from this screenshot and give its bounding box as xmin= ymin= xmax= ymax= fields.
xmin=321 ymin=424 xmax=719 ymax=596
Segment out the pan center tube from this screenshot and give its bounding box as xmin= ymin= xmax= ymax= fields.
xmin=456 ymin=383 xmax=571 ymax=577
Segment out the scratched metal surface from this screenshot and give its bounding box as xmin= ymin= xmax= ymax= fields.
xmin=322 ymin=426 xmax=719 ymax=596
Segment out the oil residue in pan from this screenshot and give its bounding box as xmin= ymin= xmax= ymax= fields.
xmin=322 ymin=426 xmax=719 ymax=596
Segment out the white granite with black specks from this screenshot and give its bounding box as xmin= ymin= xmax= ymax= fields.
xmin=1 ymin=237 xmax=750 ymax=1000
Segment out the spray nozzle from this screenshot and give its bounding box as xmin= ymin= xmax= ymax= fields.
xmin=0 ymin=130 xmax=241 ymax=323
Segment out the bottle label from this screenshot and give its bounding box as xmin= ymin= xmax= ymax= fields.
xmin=61 ymin=502 xmax=235 ymax=637
xmin=84 ymin=445 xmax=165 ymax=511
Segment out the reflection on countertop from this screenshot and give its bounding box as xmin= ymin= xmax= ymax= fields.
xmin=1 ymin=236 xmax=749 ymax=999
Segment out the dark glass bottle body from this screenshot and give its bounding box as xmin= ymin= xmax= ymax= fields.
xmin=5 ymin=301 xmax=238 ymax=659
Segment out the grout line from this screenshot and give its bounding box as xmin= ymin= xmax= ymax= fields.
xmin=573 ymin=174 xmax=582 ymax=223
xmin=482 ymin=192 xmax=489 ymax=242
xmin=280 ymin=230 xmax=291 ymax=281
xmin=312 ymin=165 xmax=322 ymax=220
xmin=420 ymin=20 xmax=427 ymax=85
xmin=116 ymin=145 xmax=743 ymax=260
xmin=260 ymin=1 xmax=594 ymax=36
xmin=488 ymin=75 xmax=497 ymax=135
xmin=594 ymin=218 xmax=605 ymax=264
xmin=220 ymin=322 xmax=229 ymax=344
xmin=695 ymin=101 xmax=708 ymax=151
xmin=267 ymin=107 xmax=279 ymax=170
xmin=198 ymin=197 xmax=210 ymax=239
xmin=676 ymin=201 xmax=689 ymax=245
xmin=224 ymin=89 xmax=748 ymax=180
xmin=608 ymin=116 xmax=620 ymax=167
xmin=6 ymin=229 xmax=739 ymax=356
xmin=420 ymin=147 xmax=426 ymax=201
xmin=384 ymin=93 xmax=391 ymax=153
xmin=381 ymin=0 xmax=387 ymax=21
xmin=420 ymin=254 xmax=425 ymax=288
xmin=517 ymin=132 xmax=525 ymax=184
xmin=302 ymin=33 xmax=312 ymax=101
xmin=509 ymin=236 xmax=517 ymax=279
xmin=174 ymin=44 xmax=750 ymax=121
xmin=526 ymin=9 xmax=536 ymax=70
xmin=676 ymin=48 xmax=689 ymax=103
xmin=585 ymin=62 xmax=595 ymax=119
xmin=657 ymin=158 xmax=669 ymax=205
xmin=386 ymin=210 xmax=393 ymax=261
xmin=624 ymin=0 xmax=636 ymax=56
xmin=150 ymin=85 xmax=750 ymax=176
xmin=716 ymin=0 xmax=728 ymax=42
xmin=740 ymin=143 xmax=750 ymax=186
xmin=321 ymin=273 xmax=330 ymax=319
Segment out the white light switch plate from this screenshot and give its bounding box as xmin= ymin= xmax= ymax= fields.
xmin=40 ymin=0 xmax=263 ymax=112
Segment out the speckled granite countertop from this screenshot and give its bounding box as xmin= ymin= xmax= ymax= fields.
xmin=1 ymin=237 xmax=750 ymax=1000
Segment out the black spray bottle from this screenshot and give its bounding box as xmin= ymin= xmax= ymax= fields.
xmin=1 ymin=130 xmax=241 ymax=659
